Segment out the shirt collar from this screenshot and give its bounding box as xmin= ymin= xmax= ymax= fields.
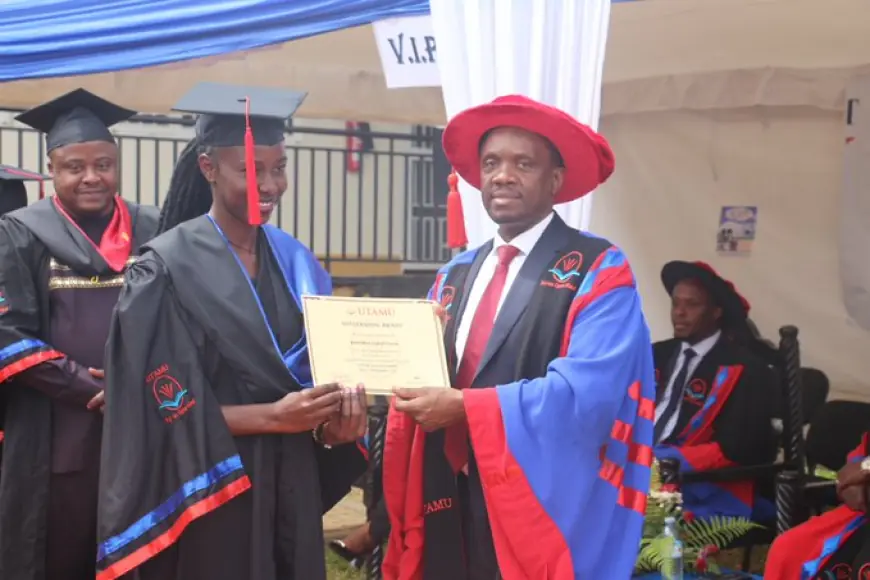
xmin=682 ymin=330 xmax=721 ymax=358
xmin=492 ymin=211 xmax=554 ymax=257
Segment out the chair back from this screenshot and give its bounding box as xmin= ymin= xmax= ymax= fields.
xmin=800 ymin=367 xmax=830 ymax=426
xmin=805 ymin=400 xmax=870 ymax=471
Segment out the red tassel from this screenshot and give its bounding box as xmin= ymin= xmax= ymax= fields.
xmin=38 ymin=178 xmax=44 ymax=200
xmin=244 ymin=97 xmax=260 ymax=226
xmin=446 ymin=171 xmax=467 ymax=249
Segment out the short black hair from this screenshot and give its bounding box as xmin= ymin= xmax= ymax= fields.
xmin=157 ymin=139 xmax=213 ymax=234
xmin=478 ymin=127 xmax=565 ymax=168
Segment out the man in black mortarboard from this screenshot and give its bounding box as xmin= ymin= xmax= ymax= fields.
xmin=95 ymin=83 xmax=367 ymax=580
xmin=0 ymin=89 xmax=159 ymax=580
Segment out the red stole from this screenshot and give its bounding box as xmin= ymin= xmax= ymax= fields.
xmin=52 ymin=195 xmax=133 ymax=272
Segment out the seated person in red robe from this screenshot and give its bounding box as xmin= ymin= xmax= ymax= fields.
xmin=653 ymin=261 xmax=777 ymax=520
xmin=765 ymin=434 xmax=870 ymax=579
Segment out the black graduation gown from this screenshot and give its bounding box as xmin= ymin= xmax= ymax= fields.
xmin=0 ymin=198 xmax=158 ymax=580
xmin=96 ymin=216 xmax=366 ymax=580
xmin=653 ymin=336 xmax=776 ymax=466
xmin=653 ymin=336 xmax=777 ymax=520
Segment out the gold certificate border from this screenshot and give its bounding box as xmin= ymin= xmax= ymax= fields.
xmin=301 ymin=295 xmax=451 ymax=394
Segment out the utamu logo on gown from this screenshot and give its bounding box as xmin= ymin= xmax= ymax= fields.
xmin=148 ymin=364 xmax=196 ymax=424
xmin=542 ymin=250 xmax=583 ymax=291
xmin=438 ymin=285 xmax=456 ymax=325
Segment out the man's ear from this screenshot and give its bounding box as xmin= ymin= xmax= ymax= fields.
xmin=551 ymin=167 xmax=564 ymax=200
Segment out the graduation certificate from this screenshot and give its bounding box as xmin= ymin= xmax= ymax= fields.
xmin=302 ymin=295 xmax=451 ymax=396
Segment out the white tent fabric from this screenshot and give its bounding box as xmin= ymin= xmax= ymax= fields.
xmin=1 ymin=0 xmax=867 ymax=401
xmin=429 ymin=0 xmax=609 ymax=245
xmin=1 ymin=0 xmax=868 ymax=122
xmin=840 ymin=76 xmax=870 ymax=334
xmin=591 ymin=106 xmax=869 ymax=402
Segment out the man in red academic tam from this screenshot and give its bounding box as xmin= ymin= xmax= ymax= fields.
xmin=652 ymin=261 xmax=777 ymax=522
xmin=382 ymin=95 xmax=656 ymax=579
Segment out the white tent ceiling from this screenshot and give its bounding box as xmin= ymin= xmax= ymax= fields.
xmin=1 ymin=0 xmax=868 ymax=121
xmin=2 ymin=0 xmax=868 ymax=399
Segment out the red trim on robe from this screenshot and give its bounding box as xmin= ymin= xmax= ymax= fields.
xmin=383 ymin=400 xmax=425 ymax=580
xmin=678 ymin=366 xmax=743 ymax=448
xmin=463 ymin=387 xmax=575 ymax=580
xmin=51 ymin=195 xmax=133 ymax=272
xmin=847 ymin=435 xmax=868 ymax=463
xmin=673 ymin=367 xmax=755 ymax=509
xmin=599 ymin=382 xmax=654 ymax=514
xmin=0 ymin=350 xmax=64 ymax=382
xmin=764 ymin=505 xmax=862 ymax=579
xmin=95 ymin=476 xmax=252 ymax=580
xmin=559 ymin=262 xmax=634 ymax=357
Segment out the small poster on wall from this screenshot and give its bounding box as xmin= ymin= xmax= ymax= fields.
xmin=716 ymin=206 xmax=757 ymax=254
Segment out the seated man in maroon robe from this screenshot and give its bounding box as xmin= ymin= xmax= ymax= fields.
xmin=653 ymin=261 xmax=777 ymax=521
xmin=0 ymin=89 xmax=159 ymax=580
xmin=765 ymin=434 xmax=870 ymax=579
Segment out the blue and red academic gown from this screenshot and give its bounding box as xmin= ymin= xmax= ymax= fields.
xmin=764 ymin=437 xmax=869 ymax=580
xmin=383 ymin=215 xmax=657 ymax=580
xmin=653 ymin=338 xmax=776 ymax=521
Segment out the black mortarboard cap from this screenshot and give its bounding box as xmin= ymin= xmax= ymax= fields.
xmin=172 ymin=83 xmax=307 ymax=225
xmin=172 ymin=82 xmax=308 ymax=148
xmin=14 ymin=88 xmax=137 ymax=153
xmin=0 ymin=165 xmax=49 ymax=215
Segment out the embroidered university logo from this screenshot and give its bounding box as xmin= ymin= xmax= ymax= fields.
xmin=541 ymin=251 xmax=583 ymax=290
xmin=147 ymin=364 xmax=195 ymax=424
xmin=683 ymin=378 xmax=708 ymax=406
xmin=825 ymin=563 xmax=853 ymax=579
xmin=439 ymin=285 xmax=456 ymax=324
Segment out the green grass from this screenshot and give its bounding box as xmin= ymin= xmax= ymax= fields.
xmin=326 ymin=549 xmax=366 ymax=580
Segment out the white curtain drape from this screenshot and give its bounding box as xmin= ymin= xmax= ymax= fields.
xmin=429 ymin=0 xmax=612 ymax=248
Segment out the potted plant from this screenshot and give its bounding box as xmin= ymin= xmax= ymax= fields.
xmin=633 ymin=460 xmax=761 ymax=578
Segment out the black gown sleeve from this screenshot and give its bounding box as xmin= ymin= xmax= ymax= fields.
xmin=96 ymin=253 xmax=251 ymax=579
xmin=712 ymin=356 xmax=778 ymax=465
xmin=0 ymin=219 xmax=100 ymax=406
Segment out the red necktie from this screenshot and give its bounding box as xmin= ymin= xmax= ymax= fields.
xmin=445 ymin=245 xmax=521 ymax=473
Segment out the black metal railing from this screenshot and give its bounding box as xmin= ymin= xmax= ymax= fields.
xmin=0 ymin=117 xmax=452 ymax=269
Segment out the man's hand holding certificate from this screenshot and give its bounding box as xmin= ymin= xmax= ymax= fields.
xmin=302 ymin=296 xmax=451 ymax=397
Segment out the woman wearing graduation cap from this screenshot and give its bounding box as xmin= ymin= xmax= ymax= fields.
xmin=96 ymin=83 xmax=368 ymax=580
xmin=0 ymin=90 xmax=159 ymax=580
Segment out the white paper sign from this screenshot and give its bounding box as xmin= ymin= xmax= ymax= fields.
xmin=372 ymin=16 xmax=442 ymax=89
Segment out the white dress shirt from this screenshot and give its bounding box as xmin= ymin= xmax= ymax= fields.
xmin=654 ymin=330 xmax=722 ymax=443
xmin=454 ymin=212 xmax=555 ymax=362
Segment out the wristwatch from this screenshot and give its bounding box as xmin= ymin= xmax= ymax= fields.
xmin=312 ymin=423 xmax=332 ymax=449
